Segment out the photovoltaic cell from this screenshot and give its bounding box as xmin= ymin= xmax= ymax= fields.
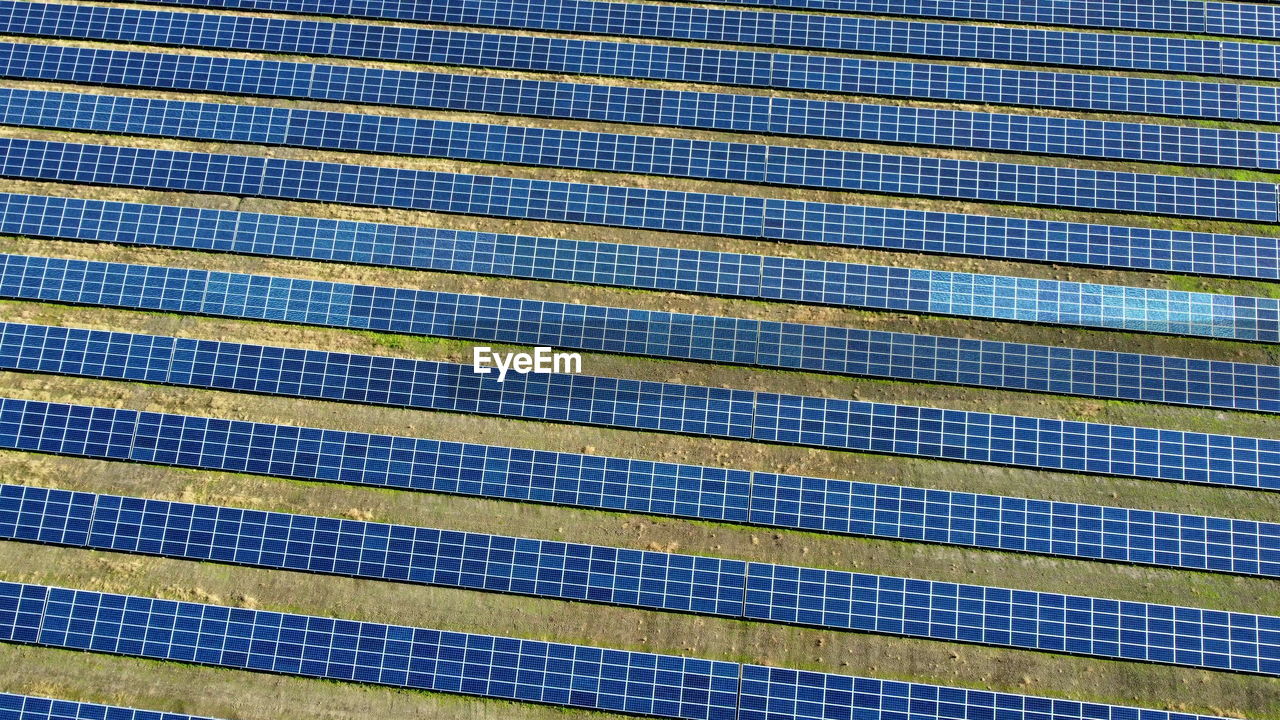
xmin=4 ymin=483 xmax=1278 ymax=673
xmin=4 ymin=397 xmax=1275 ymax=577
xmin=3 ymin=5 xmax=1280 ymax=122
xmin=5 ymin=89 xmax=1273 ymax=220
xmin=0 ymin=693 xmax=222 ymax=720
xmin=3 ymin=43 xmax=1277 ymax=172
xmin=2 ymin=323 xmax=1278 ymax=490
xmin=0 ymin=582 xmax=1246 ymax=720
xmin=563 ymin=0 xmax=1280 ymax=41
xmin=1 ymin=582 xmax=742 ymax=720
xmin=3 ymin=138 xmax=1278 ymax=280
xmin=37 ymin=0 xmax=1280 ymax=80
xmin=5 ymin=253 xmax=1277 ymax=404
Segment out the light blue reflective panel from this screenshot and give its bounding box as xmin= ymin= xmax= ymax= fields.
xmin=2 ymin=8 xmax=1280 ymax=122
xmin=1 ymin=139 xmax=1276 ymax=281
xmin=5 ymin=88 xmax=1273 ymax=219
xmin=11 ymin=0 xmax=1280 ymax=79
xmin=1 ymin=44 xmax=1277 ymax=173
xmin=4 ymin=253 xmax=1276 ymax=407
xmin=1 ymin=323 xmax=1277 ymax=491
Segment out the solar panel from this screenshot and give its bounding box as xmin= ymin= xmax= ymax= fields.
xmin=6 ymin=88 xmax=1274 ymax=220
xmin=551 ymin=0 xmax=1280 ymax=40
xmin=3 ymin=323 xmax=1277 ymax=490
xmin=2 ymin=43 xmax=1276 ymax=171
xmin=4 ymin=397 xmax=1275 ymax=577
xmin=0 ymin=581 xmax=1252 ymax=720
xmin=4 ymin=483 xmax=1278 ymax=673
xmin=4 ymin=138 xmax=1278 ymax=280
xmin=0 ymin=582 xmax=742 ymax=720
xmin=36 ymin=0 xmax=1280 ymax=80
xmin=3 ymin=7 xmax=1279 ymax=122
xmin=0 ymin=693 xmax=223 ymax=720
xmin=6 ymin=252 xmax=1277 ymax=406
xmin=4 ymin=202 xmax=1276 ymax=415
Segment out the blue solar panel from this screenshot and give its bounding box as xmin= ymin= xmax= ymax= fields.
xmin=4 ymin=397 xmax=1275 ymax=576
xmin=4 ymin=483 xmax=1278 ymax=673
xmin=9 ymin=89 xmax=1273 ymax=220
xmin=29 ymin=0 xmax=1280 ymax=80
xmin=1 ymin=582 xmax=741 ymax=720
xmin=0 ymin=694 xmax=217 ymax=720
xmin=3 ymin=44 xmax=1276 ymax=172
xmin=3 ymin=139 xmax=1278 ymax=280
xmin=3 ymin=323 xmax=1278 ymax=490
xmin=5 ymin=253 xmax=1277 ymax=406
xmin=2 ymin=8 xmax=1279 ymax=122
xmin=4 ymin=204 xmax=1276 ymax=416
xmin=0 ymin=582 xmax=1254 ymax=720
xmin=565 ymin=0 xmax=1280 ymax=41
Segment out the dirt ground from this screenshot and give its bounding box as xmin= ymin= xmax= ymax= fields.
xmin=0 ymin=4 xmax=1278 ymax=718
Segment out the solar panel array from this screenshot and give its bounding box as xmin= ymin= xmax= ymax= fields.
xmin=1 ymin=0 xmax=1278 ymax=715
xmin=4 ymin=203 xmax=1277 ymax=415
xmin=50 ymin=0 xmax=1280 ymax=79
xmin=4 ymin=5 xmax=1280 ymax=122
xmin=3 ymin=43 xmax=1279 ymax=172
xmin=4 ymin=397 xmax=1275 ymax=577
xmin=6 ymin=253 xmax=1278 ymax=401
xmin=5 ymin=138 xmax=1279 ymax=280
xmin=4 ymin=483 xmax=1278 ymax=673
xmin=574 ymin=0 xmax=1280 ymax=40
xmin=0 ymin=693 xmax=219 ymax=720
xmin=3 ymin=323 xmax=1278 ymax=490
xmin=12 ymin=88 xmax=1275 ymax=220
xmin=0 ymin=582 xmax=1248 ymax=720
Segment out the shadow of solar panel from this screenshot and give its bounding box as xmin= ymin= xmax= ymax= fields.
xmin=3 ymin=139 xmax=1278 ymax=281
xmin=557 ymin=0 xmax=1280 ymax=40
xmin=2 ymin=323 xmax=1277 ymax=490
xmin=2 ymin=6 xmax=1279 ymax=121
xmin=3 ymin=44 xmax=1277 ymax=171
xmin=3 ymin=484 xmax=1278 ymax=673
xmin=4 ymin=253 xmax=1278 ymax=416
xmin=48 ymin=0 xmax=1280 ymax=80
xmin=0 ymin=582 xmax=1251 ymax=720
xmin=6 ymin=89 xmax=1275 ymax=220
xmin=4 ymin=397 xmax=1275 ymax=576
xmin=0 ymin=693 xmax=223 ymax=720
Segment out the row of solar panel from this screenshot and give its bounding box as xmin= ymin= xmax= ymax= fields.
xmin=7 ymin=252 xmax=1278 ymax=405
xmin=0 ymin=582 xmax=1237 ymax=720
xmin=1 ymin=693 xmax=210 ymax=720
xmin=53 ymin=0 xmax=1280 ymax=80
xmin=3 ymin=323 xmax=1278 ymax=490
xmin=583 ymin=0 xmax=1280 ymax=40
xmin=5 ymin=483 xmax=1277 ymax=673
xmin=5 ymin=397 xmax=1275 ymax=577
xmin=5 ymin=138 xmax=1279 ymax=285
xmin=4 ymin=44 xmax=1278 ymax=174
xmin=11 ymin=193 xmax=1280 ymax=354
xmin=5 ymin=201 xmax=1276 ymax=417
xmin=3 ymin=6 xmax=1279 ymax=124
xmin=10 ymin=88 xmax=1275 ymax=221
